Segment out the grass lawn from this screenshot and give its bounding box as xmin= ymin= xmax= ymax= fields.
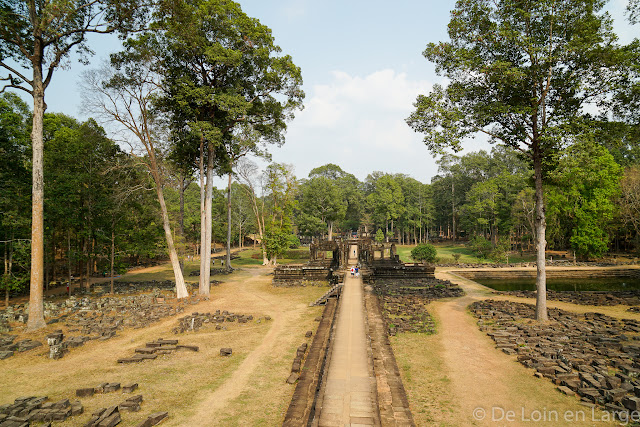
xmin=396 ymin=243 xmax=536 ymax=264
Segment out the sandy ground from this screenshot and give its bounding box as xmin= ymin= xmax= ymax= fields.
xmin=394 ymin=267 xmax=640 ymax=426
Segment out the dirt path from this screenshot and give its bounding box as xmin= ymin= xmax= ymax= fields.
xmin=183 ymin=267 xmax=310 ymax=425
xmin=411 ymin=270 xmax=617 ymax=426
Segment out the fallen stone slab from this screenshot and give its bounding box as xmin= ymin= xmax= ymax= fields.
xmin=136 ymin=411 xmax=168 ymax=427
xmin=104 ymin=383 xmax=121 ymax=393
xmin=220 ymin=348 xmax=232 ymax=356
xmin=286 ymin=372 xmax=299 ymax=384
xmin=76 ymin=388 xmax=95 ymax=398
xmin=122 ymin=383 xmax=138 ymax=393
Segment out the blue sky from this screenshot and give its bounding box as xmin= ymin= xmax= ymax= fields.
xmin=38 ymin=0 xmax=637 ymax=184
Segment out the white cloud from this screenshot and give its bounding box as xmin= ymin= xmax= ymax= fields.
xmin=271 ymin=69 xmax=446 ymax=182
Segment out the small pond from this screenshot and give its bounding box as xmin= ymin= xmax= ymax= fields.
xmin=475 ymin=277 xmax=640 ymax=292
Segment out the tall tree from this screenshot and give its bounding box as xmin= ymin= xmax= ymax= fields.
xmin=158 ymin=0 xmax=304 ymax=291
xmin=82 ymin=39 xmax=189 ymax=299
xmin=297 ymin=176 xmax=345 ymax=240
xmin=407 ymin=0 xmax=627 ymax=321
xmin=0 ymin=0 xmax=145 ymax=330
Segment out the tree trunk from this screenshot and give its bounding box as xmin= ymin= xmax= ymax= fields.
xmin=199 ymin=138 xmax=208 ymax=294
xmin=155 ymin=181 xmax=189 ymax=298
xmin=4 ymin=239 xmax=9 ymax=308
xmin=67 ymin=230 xmax=72 ymax=297
xmin=27 ymin=72 xmax=46 ymax=331
xmin=200 ymin=144 xmax=215 ymax=295
xmin=451 ymin=180 xmax=456 ymax=242
xmin=50 ymin=236 xmax=56 ymax=286
xmin=328 ymin=221 xmax=333 ymax=241
xmin=533 ymin=152 xmax=548 ymax=322
xmin=178 ymin=175 xmax=187 ymax=273
xmin=225 ymin=172 xmax=232 ymax=271
xmin=110 ymin=222 xmax=115 ymax=295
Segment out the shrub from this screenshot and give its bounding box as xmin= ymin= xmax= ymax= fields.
xmin=375 ymin=229 xmax=385 ymax=243
xmin=468 ymin=235 xmax=492 ymax=259
xmin=410 ymin=243 xmax=438 ymax=263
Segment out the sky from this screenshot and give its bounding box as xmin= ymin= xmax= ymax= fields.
xmin=35 ymin=0 xmax=638 ymax=185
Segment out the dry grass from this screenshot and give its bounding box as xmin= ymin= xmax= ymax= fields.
xmin=391 ymin=271 xmax=620 ymax=426
xmin=392 ymin=332 xmax=458 ymax=426
xmin=1 ymin=266 xmax=327 ymax=426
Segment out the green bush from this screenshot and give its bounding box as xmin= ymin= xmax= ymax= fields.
xmin=375 ymin=229 xmax=385 ymax=243
xmin=288 ymin=235 xmax=301 ymax=249
xmin=410 ymin=243 xmax=438 ymax=263
xmin=468 ymin=236 xmax=492 ymax=259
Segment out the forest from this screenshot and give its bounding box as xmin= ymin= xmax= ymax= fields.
xmin=2 ymin=89 xmax=639 ymax=302
xmin=1 ymin=0 xmax=640 ymax=329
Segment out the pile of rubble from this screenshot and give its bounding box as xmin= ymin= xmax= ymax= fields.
xmin=382 ymin=295 xmax=435 ymax=335
xmin=117 ymin=338 xmax=198 ymax=363
xmin=371 ymin=278 xmax=465 ymax=299
xmin=498 ymin=290 xmax=640 ymax=307
xmin=371 ymin=278 xmax=464 ymax=336
xmin=90 ymin=280 xmax=196 ymax=295
xmin=0 ymin=293 xmax=208 ymax=360
xmin=0 ymin=335 xmax=42 ymax=360
xmin=470 ymin=299 xmax=640 ymax=415
xmin=0 ymin=396 xmax=83 ymax=425
xmin=172 ymin=310 xmax=258 ymax=334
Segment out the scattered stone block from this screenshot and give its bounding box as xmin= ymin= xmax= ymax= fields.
xmin=623 ymin=396 xmax=640 ymax=411
xmin=122 ymin=383 xmax=138 ymax=393
xmin=220 ymin=348 xmax=232 ymax=356
xmin=76 ymin=388 xmax=95 ymax=398
xmin=126 ymin=395 xmax=143 ymax=404
xmin=104 ymin=383 xmax=121 ymax=393
xmin=286 ymin=372 xmax=299 ymax=384
xmin=136 ymin=411 xmax=168 ymax=427
xmin=71 ymin=401 xmax=83 ymax=416
xmin=118 ymin=401 xmax=140 ymax=412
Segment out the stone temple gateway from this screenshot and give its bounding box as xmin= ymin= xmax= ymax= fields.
xmin=272 ymin=237 xmax=435 ymax=286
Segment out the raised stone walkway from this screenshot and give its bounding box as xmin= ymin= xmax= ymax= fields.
xmin=317 ymin=267 xmax=379 ymax=426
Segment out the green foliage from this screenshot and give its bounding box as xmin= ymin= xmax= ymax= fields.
xmin=375 ymin=229 xmax=385 ymax=243
xmin=157 ymin=0 xmax=304 ymax=173
xmin=546 ymin=138 xmax=623 ymax=258
xmin=410 ymin=243 xmax=437 ymax=263
xmin=296 ymin=176 xmax=346 ymax=237
xmin=366 ymin=173 xmax=405 ymax=230
xmin=288 ymin=235 xmax=301 ymax=249
xmin=468 ymin=236 xmax=493 ymax=259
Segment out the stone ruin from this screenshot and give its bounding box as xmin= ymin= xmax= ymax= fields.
xmin=273 ymin=239 xmax=341 ymax=286
xmin=471 ymin=299 xmax=640 ymax=418
xmin=273 ymin=237 xmax=435 ymax=286
xmin=363 ymin=241 xmax=435 ymax=282
xmin=0 ymin=292 xmax=207 ymax=361
xmin=117 ymin=338 xmax=198 ymax=363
